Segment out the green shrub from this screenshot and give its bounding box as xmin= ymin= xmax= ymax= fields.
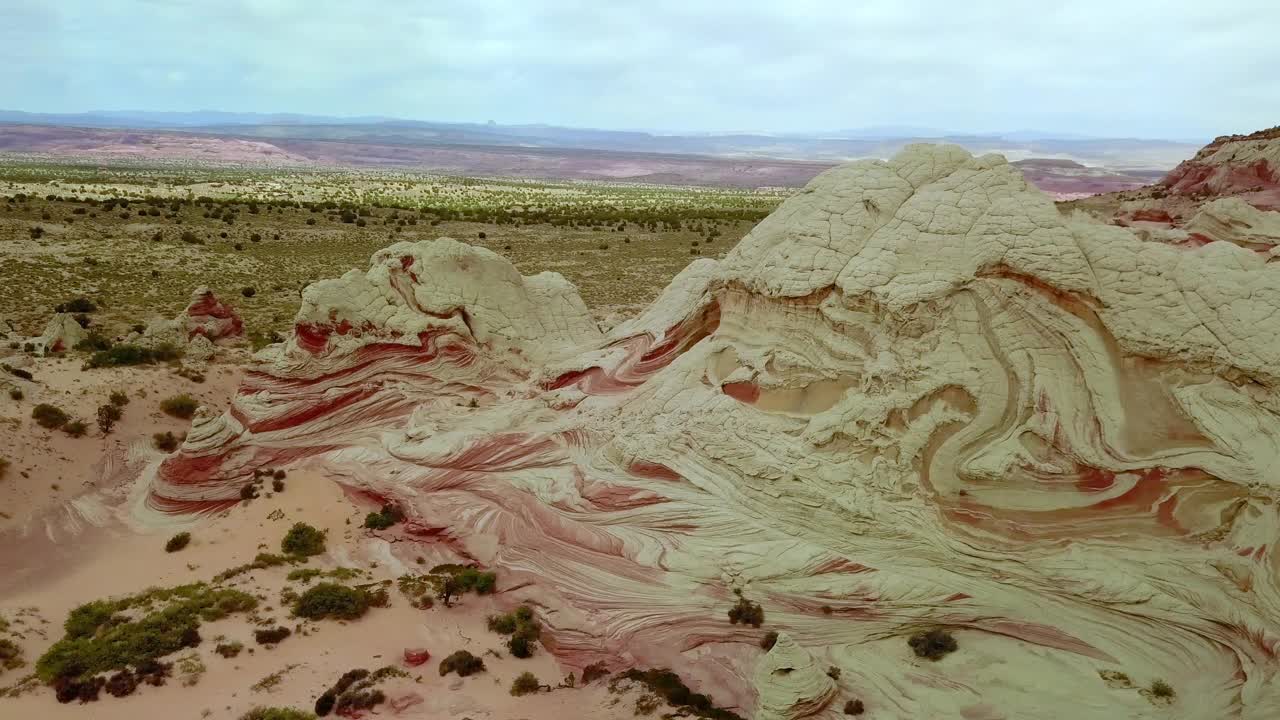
xmin=108 ymin=390 xmax=129 ymax=406
xmin=32 ymin=403 xmax=69 ymax=429
xmin=86 ymin=343 xmax=181 ymax=368
xmin=160 ymin=394 xmax=199 ymax=419
xmin=1150 ymin=679 xmax=1175 ymax=699
xmin=362 ymin=504 xmax=405 ymax=530
xmin=0 ymin=637 xmax=24 ymax=671
xmin=55 ymin=297 xmax=97 ymax=314
xmin=36 ymin=583 xmax=256 ymax=682
xmin=281 ymin=522 xmax=326 ymax=556
xmin=63 ymin=420 xmax=88 ymax=438
xmin=293 ymin=583 xmax=369 ymax=621
xmin=728 ymin=596 xmax=764 ymax=627
xmin=96 ymin=403 xmax=122 ymax=434
xmin=240 ymin=708 xmax=316 ymax=720
xmin=254 ymin=627 xmax=291 ymax=645
xmin=74 ymin=331 xmax=113 ymax=352
xmin=215 ymin=641 xmax=243 ymax=658
xmin=438 ymin=650 xmax=484 ymax=677
xmin=907 ymin=629 xmax=957 ymax=660
xmin=510 ymin=671 xmax=540 ymax=696
xmin=165 ymin=532 xmax=191 ymax=553
xmin=618 ymin=668 xmax=745 ymax=720
xmin=153 ymin=431 xmax=180 ymax=451
xmin=487 ymin=605 xmax=540 ymax=658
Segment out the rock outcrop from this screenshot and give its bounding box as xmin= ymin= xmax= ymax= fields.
xmin=146 ymin=145 xmax=1280 ymax=720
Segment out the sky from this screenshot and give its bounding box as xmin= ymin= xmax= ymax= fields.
xmin=2 ymin=0 xmax=1277 ymax=140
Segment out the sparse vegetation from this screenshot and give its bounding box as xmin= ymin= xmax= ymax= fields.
xmin=313 ymin=666 xmax=405 ymax=717
xmin=1150 ymin=679 xmax=1176 ymax=699
xmin=292 ymin=582 xmax=371 ymax=621
xmin=159 ymin=393 xmax=199 ymax=419
xmin=615 ymin=668 xmax=745 ymax=720
xmin=487 ymin=605 xmax=541 ymax=658
xmin=510 ymin=671 xmax=541 ymax=696
xmin=35 ymin=583 xmax=256 ymax=685
xmin=438 ymin=650 xmax=485 ymax=677
xmin=727 ymin=595 xmax=764 ymax=627
xmin=254 ymin=627 xmax=292 ymax=645
xmin=152 ymin=431 xmax=181 ymax=451
xmin=362 ymin=503 xmax=405 ymax=530
xmin=215 ymin=641 xmax=244 ymax=658
xmin=907 ymin=629 xmax=957 ymax=660
xmin=281 ymin=522 xmax=326 ymax=556
xmin=85 ymin=343 xmax=181 ymax=368
xmin=844 ymin=699 xmax=865 ymax=715
xmin=165 ymin=532 xmax=191 ymax=553
xmin=240 ymin=706 xmax=316 ymax=720
xmin=31 ymin=403 xmax=69 ymax=429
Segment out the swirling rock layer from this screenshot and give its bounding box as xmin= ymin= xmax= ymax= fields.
xmin=147 ymin=145 xmax=1280 ymax=719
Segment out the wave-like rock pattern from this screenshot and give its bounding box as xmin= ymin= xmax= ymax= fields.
xmin=148 ymin=145 xmax=1280 ymax=719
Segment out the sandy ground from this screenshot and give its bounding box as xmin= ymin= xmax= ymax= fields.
xmin=0 ymin=354 xmax=657 ymax=719
xmin=0 ymin=355 xmax=243 ymax=533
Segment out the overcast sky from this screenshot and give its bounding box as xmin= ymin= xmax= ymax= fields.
xmin=3 ymin=0 xmax=1277 ymax=139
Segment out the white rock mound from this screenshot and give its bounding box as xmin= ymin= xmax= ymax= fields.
xmin=149 ymin=144 xmax=1280 ymax=720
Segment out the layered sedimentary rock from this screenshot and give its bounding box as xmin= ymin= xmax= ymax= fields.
xmin=146 ymin=145 xmax=1280 ymax=719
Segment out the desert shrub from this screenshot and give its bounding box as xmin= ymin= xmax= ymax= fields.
xmin=86 ymin=343 xmax=181 ymax=368
xmin=165 ymin=532 xmax=191 ymax=553
xmin=250 ymin=232 xmax=262 ymax=242
xmin=240 ymin=708 xmax=316 ymax=720
xmin=582 ymin=661 xmax=611 ymax=685
xmin=432 ymin=565 xmax=497 ymax=606
xmin=281 ymin=522 xmax=326 ymax=556
xmin=0 ymin=637 xmax=24 ymax=671
xmin=74 ymin=331 xmax=113 ymax=352
xmin=487 ymin=605 xmax=540 ymax=658
xmin=1150 ymin=679 xmax=1175 ymax=698
xmin=293 ymin=583 xmax=370 ymax=621
xmin=5 ymin=365 xmax=33 ymax=380
xmin=55 ymin=297 xmax=96 ymax=314
xmin=618 ymin=669 xmax=744 ymax=720
xmin=153 ymin=431 xmax=180 ymax=451
xmin=63 ymin=420 xmax=89 ymax=438
xmin=180 ymin=231 xmax=201 ymax=244
xmin=728 ymin=596 xmax=764 ymax=627
xmin=844 ymin=699 xmax=865 ymax=715
xmin=213 ymin=552 xmax=303 ymax=582
xmin=96 ymin=403 xmax=122 ymax=434
xmin=108 ymin=390 xmax=129 ymax=406
xmin=105 ymin=669 xmax=138 ymax=697
xmin=438 ymin=650 xmax=484 ymax=677
xmin=8 ymin=388 xmax=22 ymax=400
xmin=241 ymin=286 xmax=256 ymax=298
xmin=36 ymin=583 xmax=256 ymax=683
xmin=32 ymin=403 xmax=69 ymax=429
xmin=510 ymin=671 xmax=540 ymax=696
xmin=0 ymin=457 xmax=9 ymax=481
xmin=907 ymin=629 xmax=957 ymax=660
xmin=362 ymin=503 xmax=404 ymax=530
xmin=160 ymin=394 xmax=199 ymax=419
xmin=761 ymin=631 xmax=778 ymax=650
xmin=273 ymin=478 xmax=285 ymax=492
xmin=254 ymin=626 xmax=291 ymax=645
xmin=215 ymin=641 xmax=243 ymax=658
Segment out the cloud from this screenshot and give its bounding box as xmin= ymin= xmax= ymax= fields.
xmin=3 ymin=0 xmax=1277 ymax=138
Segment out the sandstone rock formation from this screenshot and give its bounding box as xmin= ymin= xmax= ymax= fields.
xmin=1092 ymin=126 xmax=1280 ymax=232
xmin=145 ymin=144 xmax=1280 ymax=719
xmin=134 ymin=287 xmax=243 ymax=362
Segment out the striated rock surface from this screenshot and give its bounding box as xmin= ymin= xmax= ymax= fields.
xmin=144 ymin=144 xmax=1280 ymax=719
